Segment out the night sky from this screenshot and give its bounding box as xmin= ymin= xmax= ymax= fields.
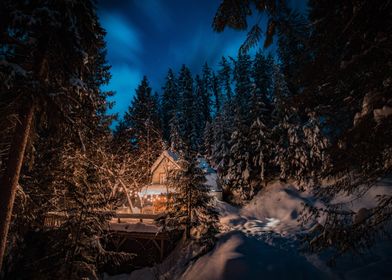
xmin=97 ymin=0 xmax=306 ymax=119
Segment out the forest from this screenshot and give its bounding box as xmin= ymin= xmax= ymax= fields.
xmin=0 ymin=0 xmax=391 ymax=279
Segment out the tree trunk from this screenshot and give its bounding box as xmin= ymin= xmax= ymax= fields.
xmin=186 ymin=186 xmax=192 ymax=239
xmin=0 ymin=102 xmax=34 ymax=272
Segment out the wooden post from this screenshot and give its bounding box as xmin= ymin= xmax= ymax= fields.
xmin=0 ymin=102 xmax=34 ymax=271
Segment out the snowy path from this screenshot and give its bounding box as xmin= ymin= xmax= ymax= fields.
xmin=182 ymin=180 xmax=392 ymax=280
xmin=182 ymin=187 xmax=332 ymax=280
xmin=107 ymin=180 xmax=392 ymax=280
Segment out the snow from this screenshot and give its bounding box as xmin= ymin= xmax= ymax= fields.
xmin=240 ymin=181 xmax=322 ymax=234
xmin=182 ymin=232 xmax=328 ymax=280
xmin=109 ymin=220 xmax=159 ymax=234
xmin=374 ymin=105 xmax=392 ymax=122
xmin=106 ymin=180 xmax=392 ymax=280
xmin=204 ymin=173 xmax=220 ymax=191
xmin=330 ymin=177 xmax=392 ymax=211
xmin=184 ymin=180 xmax=392 ymax=280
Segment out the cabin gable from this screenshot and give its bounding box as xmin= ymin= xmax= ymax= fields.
xmin=150 ymin=151 xmax=181 ymax=185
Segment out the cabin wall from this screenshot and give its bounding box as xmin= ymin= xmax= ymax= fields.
xmin=151 ymin=158 xmax=178 ymax=184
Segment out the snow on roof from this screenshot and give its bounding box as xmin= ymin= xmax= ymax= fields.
xmin=198 ymin=157 xmax=216 ymax=174
xmin=139 ymin=184 xmax=175 ymax=196
xmin=166 ymin=150 xmax=179 ymax=161
xmin=150 ymin=150 xmax=181 ymax=173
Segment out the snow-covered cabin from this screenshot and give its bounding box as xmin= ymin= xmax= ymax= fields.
xmin=140 ymin=150 xmax=222 ymax=207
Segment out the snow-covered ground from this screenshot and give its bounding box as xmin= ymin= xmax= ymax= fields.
xmin=105 ymin=180 xmax=392 ymax=280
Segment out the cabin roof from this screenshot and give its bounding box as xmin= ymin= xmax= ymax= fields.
xmin=150 ymin=150 xmax=181 ymax=173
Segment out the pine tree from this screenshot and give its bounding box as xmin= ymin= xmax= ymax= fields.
xmin=203 ymin=121 xmax=214 ymax=160
xmin=249 ymin=118 xmax=271 ymax=186
xmin=193 ymin=75 xmax=207 ymax=149
xmin=299 ymin=0 xmax=392 ymax=259
xmin=211 ymin=73 xmax=223 ymax=117
xmin=158 ymin=155 xmax=219 ymax=243
xmin=277 ymin=7 xmax=310 ymax=95
xmin=251 ymin=51 xmax=273 ymax=121
xmin=177 ymin=65 xmax=198 ymax=152
xmin=225 ymin=53 xmax=254 ymax=200
xmin=122 ymin=76 xmax=163 ymax=184
xmin=211 ymin=107 xmax=233 ymax=177
xmin=201 ymin=63 xmax=213 ymax=124
xmin=161 ymin=69 xmax=178 ymax=142
xmin=0 ymin=0 xmax=120 ymax=272
xmin=169 ymin=113 xmax=185 ymax=156
xmin=218 ymin=57 xmax=233 ymax=102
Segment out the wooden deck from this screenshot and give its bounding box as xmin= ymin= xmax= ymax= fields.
xmin=107 ymin=213 xmax=169 ymax=260
xmin=44 ymin=211 xmax=170 ymax=260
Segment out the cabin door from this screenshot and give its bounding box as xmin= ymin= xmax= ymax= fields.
xmin=159 ymin=173 xmax=166 ymax=184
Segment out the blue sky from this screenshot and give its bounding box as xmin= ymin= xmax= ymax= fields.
xmin=97 ymin=0 xmax=306 ymax=119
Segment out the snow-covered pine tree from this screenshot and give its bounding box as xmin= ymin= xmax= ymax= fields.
xmin=0 ymin=0 xmax=134 ymax=277
xmin=249 ymin=118 xmax=272 ymax=187
xmin=251 ymin=51 xmax=273 ymax=121
xmin=218 ymin=56 xmax=233 ymax=103
xmin=276 ymin=7 xmax=310 ymax=95
xmin=302 ymin=112 xmax=331 ymax=184
xmin=203 ymin=121 xmax=214 ymax=161
xmin=193 ymin=75 xmax=207 ymax=149
xmin=211 ymin=57 xmax=235 ymax=187
xmin=211 ymin=73 xmax=223 ymax=117
xmin=271 ymin=65 xmax=311 ymax=186
xmin=211 ymin=108 xmax=233 ymax=178
xmin=201 ymin=62 xmax=213 ymax=124
xmin=177 ymin=65 xmax=196 ymax=150
xmin=158 ymin=153 xmax=219 ymax=244
xmin=225 ymin=53 xmax=254 ymax=201
xmin=123 ymin=76 xmax=163 ymax=183
xmin=299 ymin=0 xmax=392 ymax=260
xmin=169 ymin=112 xmax=186 ymax=157
xmin=161 ymin=69 xmax=178 ymax=143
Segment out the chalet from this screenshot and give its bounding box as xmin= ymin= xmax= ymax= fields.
xmin=137 ymin=150 xmax=222 ymax=214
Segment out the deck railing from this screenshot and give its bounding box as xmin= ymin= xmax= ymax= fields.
xmin=43 ymin=211 xmax=160 ymax=227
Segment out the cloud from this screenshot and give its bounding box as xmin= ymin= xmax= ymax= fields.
xmin=102 ymin=64 xmax=142 ymax=118
xmin=100 ymin=12 xmax=142 ymax=65
xmin=132 ymin=0 xmax=172 ymax=31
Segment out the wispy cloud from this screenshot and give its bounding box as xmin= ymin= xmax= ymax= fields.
xmin=132 ymin=0 xmax=173 ymax=31
xmin=100 ymin=12 xmax=142 ymax=65
xmin=102 ymin=64 xmax=142 ymax=118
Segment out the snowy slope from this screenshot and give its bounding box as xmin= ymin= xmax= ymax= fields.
xmin=106 ymin=179 xmax=392 ymax=280
xmin=183 ymin=180 xmax=392 ymax=280
xmin=182 ymin=181 xmax=332 ymax=279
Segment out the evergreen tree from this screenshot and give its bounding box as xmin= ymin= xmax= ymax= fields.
xmin=299 ymin=0 xmax=392 ymax=259
xmin=251 ymin=51 xmax=273 ymax=121
xmin=203 ymin=121 xmax=214 ymax=160
xmin=277 ymin=7 xmax=310 ymax=95
xmin=211 ymin=73 xmax=223 ymax=117
xmin=233 ymin=53 xmax=253 ymax=125
xmin=177 ymin=65 xmax=197 ymax=152
xmin=249 ymin=118 xmax=272 ymax=187
xmin=169 ymin=112 xmax=185 ymax=157
xmin=123 ymin=76 xmax=163 ymax=183
xmin=158 ymin=155 xmax=219 ymax=243
xmin=225 ymin=53 xmax=254 ymax=200
xmin=211 ymin=107 xmax=233 ymax=177
xmin=201 ymin=63 xmax=213 ymax=124
xmin=218 ymin=57 xmax=233 ymax=102
xmin=0 ymin=0 xmax=124 ymax=273
xmin=161 ymin=69 xmax=178 ymax=142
